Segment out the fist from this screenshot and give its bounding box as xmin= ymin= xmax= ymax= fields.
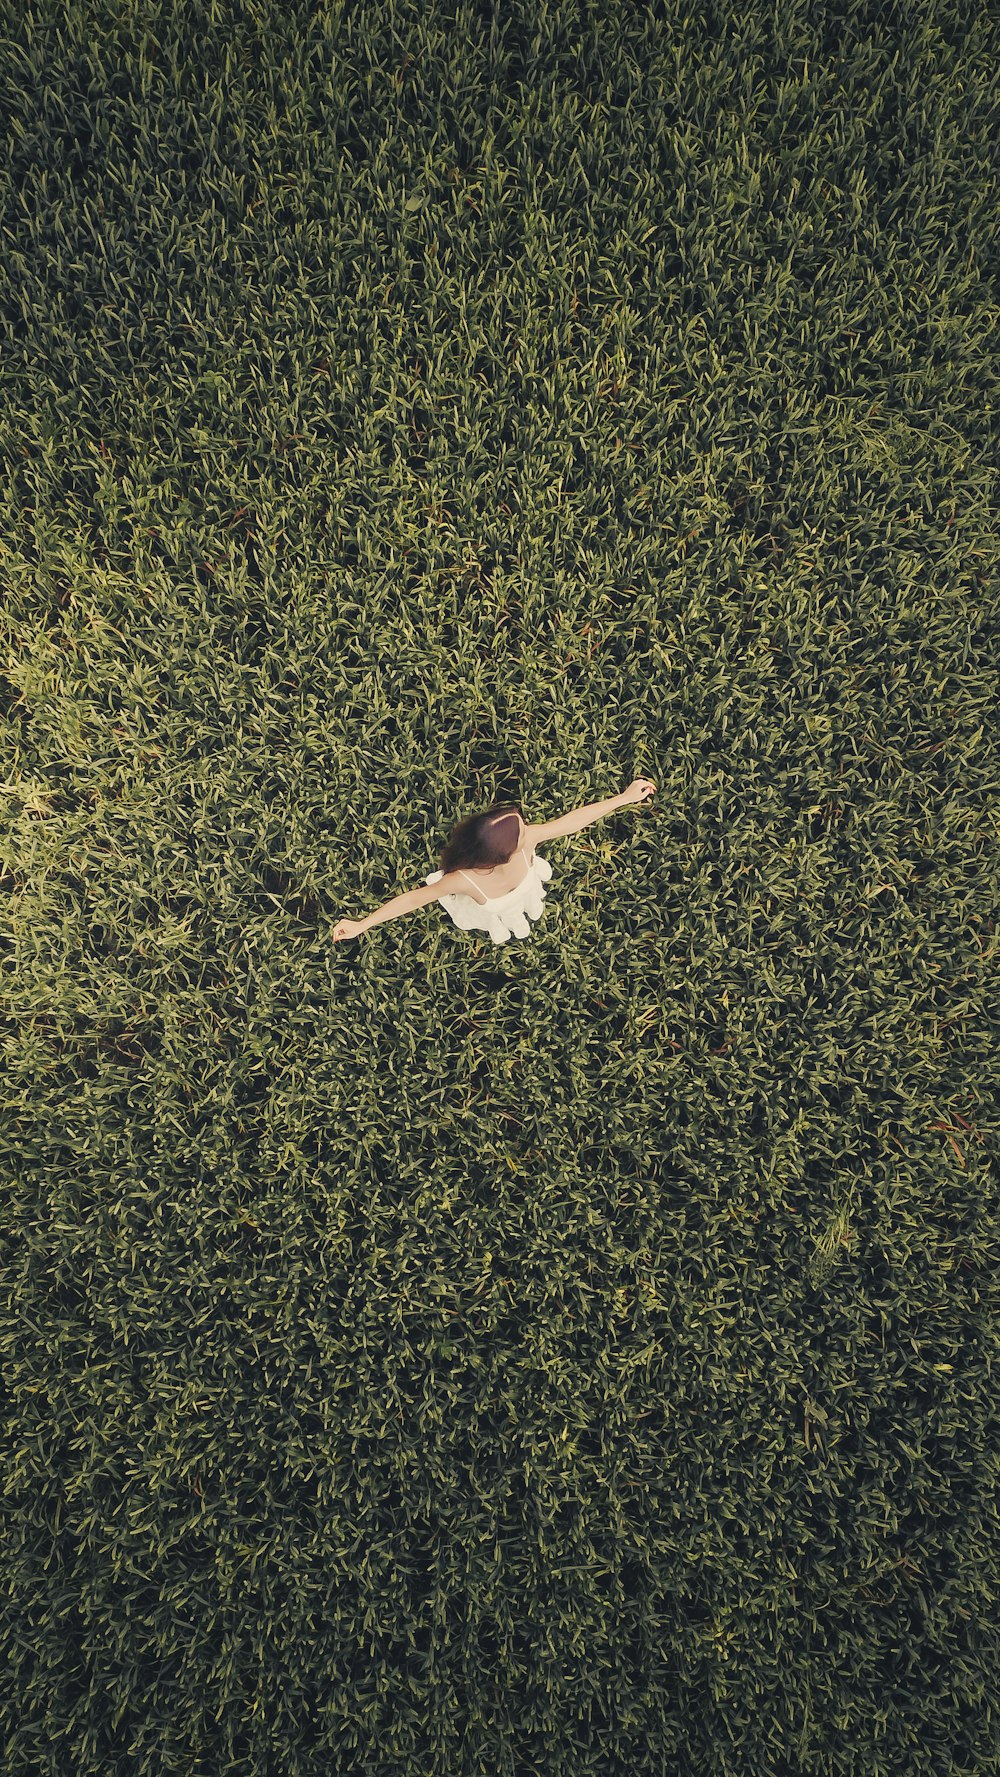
xmin=623 ymin=778 xmax=656 ymax=805
xmin=332 ymin=918 xmax=364 ymax=943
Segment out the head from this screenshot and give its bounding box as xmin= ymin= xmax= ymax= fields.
xmin=440 ymin=804 xmax=525 ymax=873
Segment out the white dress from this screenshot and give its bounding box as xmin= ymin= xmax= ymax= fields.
xmin=424 ymin=844 xmax=553 ymax=943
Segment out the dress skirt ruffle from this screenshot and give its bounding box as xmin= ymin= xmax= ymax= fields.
xmin=424 ymin=854 xmax=553 ymax=943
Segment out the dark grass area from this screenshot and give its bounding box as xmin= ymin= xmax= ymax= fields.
xmin=1 ymin=3 xmax=999 ymax=1773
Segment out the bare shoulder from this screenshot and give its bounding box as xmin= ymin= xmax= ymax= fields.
xmin=435 ymin=868 xmax=475 ymax=895
xmin=407 ymin=869 xmax=475 ymax=908
xmin=523 ymin=819 xmax=561 ymax=845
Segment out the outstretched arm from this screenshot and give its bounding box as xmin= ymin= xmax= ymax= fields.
xmin=348 ymin=874 xmax=461 ymax=937
xmin=353 ymin=890 xmax=420 ymax=933
xmin=533 ymin=790 xmax=629 ymax=841
xmin=534 ymin=779 xmax=655 ymax=840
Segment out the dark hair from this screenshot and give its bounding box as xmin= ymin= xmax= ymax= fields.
xmin=440 ymin=803 xmax=523 ymax=874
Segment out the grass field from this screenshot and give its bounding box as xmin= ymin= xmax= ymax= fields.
xmin=1 ymin=2 xmax=999 ymax=1773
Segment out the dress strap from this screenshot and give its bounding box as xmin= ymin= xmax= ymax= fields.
xmin=455 ymin=844 xmax=528 ymax=900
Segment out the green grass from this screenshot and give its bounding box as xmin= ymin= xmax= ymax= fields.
xmin=1 ymin=2 xmax=999 ymax=1773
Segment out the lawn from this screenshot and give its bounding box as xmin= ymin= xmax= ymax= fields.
xmin=1 ymin=3 xmax=998 ymax=1773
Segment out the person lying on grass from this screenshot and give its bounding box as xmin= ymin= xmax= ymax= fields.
xmin=331 ymin=777 xmax=656 ymax=942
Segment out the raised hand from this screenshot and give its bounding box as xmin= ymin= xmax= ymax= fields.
xmin=332 ymin=918 xmax=364 ymax=942
xmin=622 ymin=778 xmax=656 ymax=805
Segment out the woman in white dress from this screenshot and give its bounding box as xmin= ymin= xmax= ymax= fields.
xmin=331 ymin=779 xmax=656 ymax=944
